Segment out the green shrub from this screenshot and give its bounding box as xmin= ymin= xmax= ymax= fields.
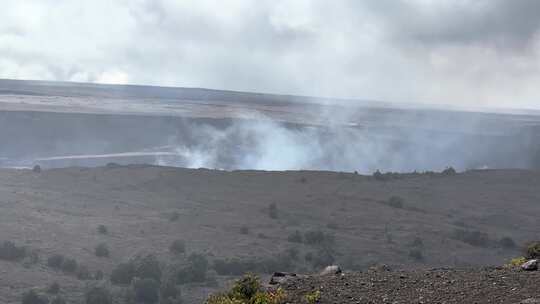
xmin=60 ymin=258 xmax=78 ymax=273
xmin=22 ymin=289 xmax=49 ymax=304
xmin=231 ymin=274 xmax=260 ymax=300
xmin=94 ymin=243 xmax=110 ymax=258
xmin=112 ymin=254 xmax=162 ymax=285
xmin=160 ymin=279 xmax=181 ymax=303
xmin=134 ymin=254 xmax=162 ymax=282
xmin=452 ymin=229 xmax=490 ymax=247
xmin=525 ymin=242 xmax=540 ymax=259
xmin=268 ymin=203 xmax=278 ymax=219
xmin=77 ymin=265 xmax=92 ymax=280
xmin=94 ymin=270 xmax=104 ymax=280
xmin=85 ymin=286 xmax=112 ymax=304
xmin=169 ymin=240 xmax=186 ymax=255
xmin=409 ymin=237 xmax=424 ymax=248
xmin=46 ymin=282 xmax=60 ymax=294
xmin=97 ymin=225 xmax=108 ymax=235
xmin=206 ymin=275 xmax=286 ymax=304
xmin=287 ymin=231 xmax=303 ymax=243
xmin=169 ymin=212 xmax=180 ymax=222
xmin=385 ymin=196 xmax=404 ymax=209
xmin=111 ymin=262 xmax=136 ymax=285
xmin=304 ymin=230 xmax=334 ymax=246
xmin=408 ymin=249 xmax=424 ymax=261
xmin=47 ymin=254 xmax=65 ymax=269
xmin=50 ymin=296 xmax=66 ymax=304
xmin=132 ymin=278 xmax=160 ymax=304
xmin=0 ymin=241 xmax=26 ymax=261
xmin=177 ymin=253 xmax=208 ymax=284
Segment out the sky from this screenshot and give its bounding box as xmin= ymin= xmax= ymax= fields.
xmin=1 ymin=0 xmax=540 ymax=109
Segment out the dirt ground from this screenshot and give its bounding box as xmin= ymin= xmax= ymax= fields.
xmin=1 ymin=166 xmax=539 ymax=303
xmin=281 ymin=267 xmax=540 ymax=304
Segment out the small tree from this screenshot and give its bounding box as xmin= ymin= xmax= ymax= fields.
xmin=85 ymin=286 xmax=112 ymax=304
xmin=132 ymin=278 xmax=160 ymax=304
xmin=22 ymin=290 xmax=48 ymax=304
xmin=268 ymin=203 xmax=278 ymax=219
xmin=94 ymin=243 xmax=110 ymax=258
xmin=169 ymin=240 xmax=186 ymax=255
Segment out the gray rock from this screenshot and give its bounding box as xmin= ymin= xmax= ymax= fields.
xmin=320 ymin=265 xmax=342 ymax=276
xmin=519 ymin=298 xmax=540 ymax=304
xmin=269 ymin=272 xmax=297 ymax=285
xmin=521 ymin=259 xmax=538 ymax=271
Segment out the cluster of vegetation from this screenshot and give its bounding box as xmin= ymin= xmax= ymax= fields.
xmin=268 ymin=203 xmax=278 ymax=219
xmin=94 ymin=243 xmax=110 ymax=258
xmin=451 ymin=229 xmax=491 ymax=247
xmin=452 ymin=229 xmax=517 ymax=250
xmin=110 ymin=254 xmax=182 ymax=304
xmin=21 ymin=284 xmax=67 ymax=304
xmin=505 ymin=241 xmax=540 ymax=268
xmin=373 ymin=167 xmax=457 ymax=181
xmin=206 ymin=274 xmax=287 ymax=304
xmin=97 ymin=225 xmax=108 ymax=235
xmin=305 ymin=290 xmax=321 ymax=304
xmin=176 ymin=253 xmax=209 ymax=284
xmin=46 ymin=254 xmax=91 ymax=279
xmin=287 ymin=230 xmax=334 ymax=247
xmin=382 ymin=196 xmax=405 ymax=209
xmin=169 ymin=239 xmax=186 ymax=255
xmin=0 ymin=241 xmax=27 ymax=261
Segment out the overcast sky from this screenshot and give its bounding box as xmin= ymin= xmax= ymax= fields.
xmin=1 ymin=0 xmax=540 ymax=109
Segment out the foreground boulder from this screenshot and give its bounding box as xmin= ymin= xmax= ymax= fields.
xmin=521 ymin=259 xmax=538 ymax=271
xmin=320 ymin=265 xmax=342 ymax=276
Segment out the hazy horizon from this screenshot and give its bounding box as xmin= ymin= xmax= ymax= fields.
xmin=2 ymin=1 xmax=540 ymax=109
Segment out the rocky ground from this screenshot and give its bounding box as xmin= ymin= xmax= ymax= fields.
xmin=279 ymin=267 xmax=540 ymax=304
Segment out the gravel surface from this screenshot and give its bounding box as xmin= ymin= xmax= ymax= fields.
xmin=280 ymin=267 xmax=540 ymax=304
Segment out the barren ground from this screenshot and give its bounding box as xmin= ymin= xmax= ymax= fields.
xmin=1 ymin=166 xmax=539 ymax=303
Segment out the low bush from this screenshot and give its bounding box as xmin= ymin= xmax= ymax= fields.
xmin=206 ymin=274 xmax=286 ymax=304
xmin=132 ymin=278 xmax=160 ymax=304
xmin=77 ymin=265 xmax=92 ymax=280
xmin=408 ymin=249 xmax=424 ymax=261
xmin=176 ymin=253 xmax=208 ymax=284
xmin=525 ymin=241 xmax=540 ymax=259
xmin=268 ymin=203 xmax=278 ymax=219
xmin=94 ymin=243 xmax=110 ymax=258
xmin=506 ymin=256 xmax=527 ymax=268
xmin=385 ymin=196 xmax=404 ymax=209
xmin=287 ymin=231 xmax=303 ymax=243
xmin=452 ymin=229 xmax=490 ymax=247
xmin=169 ymin=240 xmax=186 ymax=255
xmin=60 ymin=258 xmax=78 ymax=273
xmin=22 ymin=289 xmax=48 ymax=304
xmin=97 ymin=225 xmax=108 ymax=235
xmin=304 ymin=230 xmax=334 ymax=247
xmin=47 ymin=254 xmax=65 ymax=269
xmin=111 ymin=262 xmax=136 ymax=285
xmin=47 ymin=282 xmax=60 ymax=294
xmin=111 ymin=254 xmax=162 ymax=285
xmin=0 ymin=241 xmax=26 ymax=261
xmin=160 ymin=279 xmax=182 ymax=303
xmin=50 ymin=296 xmax=66 ymax=304
xmin=169 ymin=212 xmax=180 ymax=222
xmin=85 ymin=286 xmax=112 ymax=304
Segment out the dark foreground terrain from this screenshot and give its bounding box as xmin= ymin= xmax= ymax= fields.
xmin=281 ymin=267 xmax=540 ymax=304
xmin=1 ymin=166 xmax=539 ymax=303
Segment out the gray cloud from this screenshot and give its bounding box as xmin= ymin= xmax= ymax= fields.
xmin=1 ymin=0 xmax=540 ymax=109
